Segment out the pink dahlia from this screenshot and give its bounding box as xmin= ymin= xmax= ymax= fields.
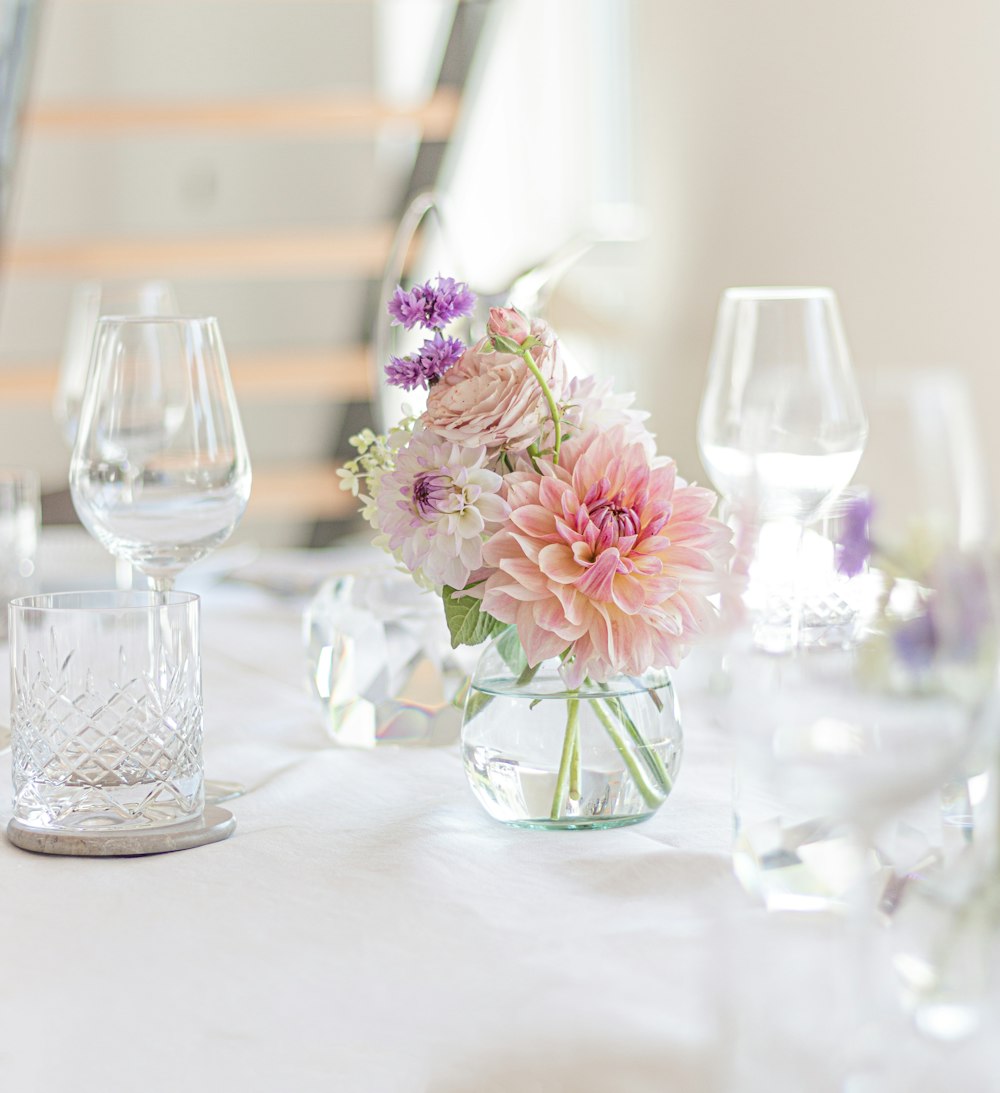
xmin=481 ymin=426 xmax=733 ymax=686
xmin=376 ymin=426 xmax=510 ymax=590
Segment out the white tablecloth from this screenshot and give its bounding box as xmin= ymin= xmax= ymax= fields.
xmin=0 ymin=538 xmax=995 ymax=1093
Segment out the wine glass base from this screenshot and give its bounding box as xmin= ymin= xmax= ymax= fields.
xmin=204 ymin=779 xmax=244 ymax=805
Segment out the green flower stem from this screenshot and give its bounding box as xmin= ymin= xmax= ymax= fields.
xmin=569 ymin=722 xmax=581 ymax=801
xmin=520 ymin=347 xmax=562 ymax=463
xmin=591 ymin=698 xmax=666 ymax=808
xmin=599 ymin=688 xmax=673 ymax=795
xmin=516 ymin=661 xmax=542 ymax=686
xmin=462 ymin=687 xmax=493 ymax=724
xmin=462 ymin=660 xmax=542 ymax=725
xmin=550 ymin=693 xmax=581 ymax=820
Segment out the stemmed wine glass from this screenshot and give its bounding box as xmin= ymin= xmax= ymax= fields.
xmin=698 ymin=288 xmax=868 ymax=647
xmin=69 ymin=316 xmax=252 ymax=802
xmin=56 ymin=281 xmax=179 ymax=592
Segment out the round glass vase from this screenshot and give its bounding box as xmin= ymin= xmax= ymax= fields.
xmin=461 ymin=627 xmax=683 ymax=830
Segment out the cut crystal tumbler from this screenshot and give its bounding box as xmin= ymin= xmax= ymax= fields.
xmin=10 ymin=590 xmax=203 ymax=830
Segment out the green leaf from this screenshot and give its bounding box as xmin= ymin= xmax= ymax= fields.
xmin=496 ymin=625 xmax=528 ymax=676
xmin=442 ymin=587 xmax=507 ymax=649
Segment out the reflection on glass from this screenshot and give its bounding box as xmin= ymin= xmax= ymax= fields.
xmin=55 ymin=280 xmax=178 ymax=447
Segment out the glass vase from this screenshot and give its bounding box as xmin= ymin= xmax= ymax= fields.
xmin=461 ymin=627 xmax=683 ymax=830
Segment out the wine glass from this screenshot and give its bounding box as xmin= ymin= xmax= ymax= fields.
xmin=55 ymin=280 xmax=178 ymax=448
xmin=698 ymin=286 xmax=868 ymax=523
xmin=69 ymin=316 xmax=251 ymax=591
xmin=69 ymin=316 xmax=252 ymax=803
xmin=56 ymin=281 xmax=179 ymax=591
xmin=698 ymin=287 xmax=868 ymax=648
xmin=724 ymin=369 xmax=996 ymax=1086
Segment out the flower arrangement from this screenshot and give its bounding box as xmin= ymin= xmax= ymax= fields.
xmin=340 ymin=275 xmax=733 ymax=819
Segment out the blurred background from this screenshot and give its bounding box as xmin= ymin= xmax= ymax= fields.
xmin=0 ymin=0 xmax=996 ymax=548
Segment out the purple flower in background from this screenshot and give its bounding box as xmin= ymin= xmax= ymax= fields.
xmin=893 ymin=611 xmax=937 ymax=670
xmin=385 ymin=334 xmax=466 ymax=391
xmin=387 ymin=277 xmax=475 ymax=331
xmin=892 ymin=554 xmax=992 ymax=672
xmin=835 ymin=493 xmax=873 ymax=577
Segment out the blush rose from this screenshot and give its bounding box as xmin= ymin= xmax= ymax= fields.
xmin=423 ymin=320 xmax=567 ymax=452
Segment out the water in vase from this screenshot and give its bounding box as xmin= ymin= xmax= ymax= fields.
xmin=462 ymin=678 xmax=682 ymax=830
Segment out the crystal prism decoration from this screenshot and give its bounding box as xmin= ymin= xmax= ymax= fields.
xmin=304 ymin=566 xmax=473 ymax=747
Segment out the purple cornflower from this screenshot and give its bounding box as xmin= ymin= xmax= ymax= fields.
xmin=384 ymin=355 xmax=427 ymax=391
xmin=386 ymin=287 xmax=426 ymax=330
xmin=416 ymin=332 xmax=465 ymax=377
xmin=834 ymin=493 xmax=872 ymax=577
xmin=384 ymin=333 xmax=466 ymax=391
xmin=387 ymin=276 xmax=475 ymax=331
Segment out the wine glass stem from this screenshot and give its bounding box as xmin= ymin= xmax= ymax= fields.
xmin=790 ymin=519 xmax=807 ymax=646
xmin=148 ymin=575 xmax=175 ymax=595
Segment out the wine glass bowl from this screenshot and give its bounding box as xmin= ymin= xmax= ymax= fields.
xmin=69 ymin=316 xmax=251 ymax=590
xmin=698 ymin=287 xmax=868 ymax=524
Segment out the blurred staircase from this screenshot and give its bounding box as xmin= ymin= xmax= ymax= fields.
xmin=0 ymin=0 xmax=491 ymax=545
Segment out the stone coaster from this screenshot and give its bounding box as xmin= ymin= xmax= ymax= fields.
xmin=6 ymin=806 xmax=236 ymax=857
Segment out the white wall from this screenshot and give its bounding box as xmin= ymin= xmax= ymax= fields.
xmin=631 ymin=0 xmax=1000 ymax=496
xmin=441 ymin=0 xmax=622 ymax=294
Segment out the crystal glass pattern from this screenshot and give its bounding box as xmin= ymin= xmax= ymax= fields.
xmin=461 ymin=627 xmax=683 ymax=830
xmin=10 ymin=590 xmax=203 ymax=830
xmin=743 ymin=486 xmax=870 ymax=654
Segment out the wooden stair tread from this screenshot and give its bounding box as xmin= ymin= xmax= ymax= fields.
xmin=25 ymin=89 xmax=460 ymax=139
xmin=0 ymin=346 xmax=374 ymax=402
xmin=3 ymin=225 xmax=394 ymax=276
xmin=247 ymin=461 xmax=358 ymax=521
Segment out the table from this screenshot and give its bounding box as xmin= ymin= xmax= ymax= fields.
xmin=0 ymin=536 xmax=996 ymax=1092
